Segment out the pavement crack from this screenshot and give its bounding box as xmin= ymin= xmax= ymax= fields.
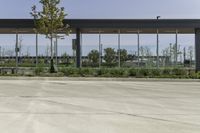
xmin=33 ymin=99 xmax=200 ymax=127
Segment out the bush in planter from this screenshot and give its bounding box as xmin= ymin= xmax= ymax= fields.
xmin=109 ymin=68 xmax=127 ymax=77
xmin=137 ymin=68 xmax=150 ymax=77
xmin=172 ymin=68 xmax=187 ymax=76
xmin=35 ymin=67 xmax=44 ymax=75
xmin=128 ymin=68 xmax=137 ymax=77
xmin=60 ymin=67 xmax=79 ymax=76
xmin=79 ymin=68 xmax=95 ymax=77
xmin=150 ymin=69 xmax=161 ymax=77
xmin=162 ymin=69 xmax=171 ymax=76
xmin=196 ymin=72 xmax=200 ymax=79
xmin=188 ymin=70 xmax=197 ymax=79
xmin=97 ymin=68 xmax=112 ymax=77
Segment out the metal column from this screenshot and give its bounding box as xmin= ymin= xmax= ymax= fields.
xmin=195 ymin=28 xmax=200 ymax=71
xmin=36 ymin=34 xmax=38 ymax=67
xmin=99 ymin=31 xmax=102 ymax=68
xmin=76 ymin=28 xmax=81 ymax=68
xmin=0 ymin=46 xmax=1 ymax=62
xmin=175 ymin=30 xmax=178 ymax=67
xmin=118 ymin=30 xmax=121 ymax=68
xmin=55 ymin=37 xmax=58 ymax=66
xmin=156 ymin=29 xmax=159 ymax=69
xmin=15 ymin=32 xmax=19 ymax=70
xmin=137 ymin=30 xmax=140 ymax=67
xmin=80 ymin=33 xmax=82 ymax=68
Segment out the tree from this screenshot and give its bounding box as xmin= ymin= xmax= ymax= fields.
xmin=162 ymin=47 xmax=170 ymax=66
xmin=187 ymin=46 xmax=194 ymax=67
xmin=31 ymin=0 xmax=70 ymax=73
xmin=88 ymin=50 xmax=99 ymax=64
xmin=117 ymin=49 xmax=128 ymax=65
xmin=104 ymin=48 xmax=116 ymax=67
xmin=143 ymin=46 xmax=153 ymax=67
xmin=140 ymin=46 xmax=153 ymax=67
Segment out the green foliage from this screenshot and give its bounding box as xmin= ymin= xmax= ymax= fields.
xmin=31 ymin=0 xmax=70 ymax=73
xmin=109 ymin=68 xmax=127 ymax=77
xmin=196 ymin=72 xmax=200 ymax=79
xmin=79 ymin=68 xmax=95 ymax=77
xmin=162 ymin=69 xmax=171 ymax=75
xmin=150 ymin=69 xmax=161 ymax=77
xmin=35 ymin=67 xmax=44 ymax=75
xmin=137 ymin=69 xmax=150 ymax=77
xmin=88 ymin=50 xmax=99 ymax=67
xmin=117 ymin=49 xmax=128 ymax=64
xmin=95 ymin=68 xmax=109 ymax=77
xmin=60 ymin=67 xmax=79 ymax=76
xmin=128 ymin=68 xmax=137 ymax=77
xmin=104 ymin=48 xmax=116 ymax=67
xmin=31 ymin=0 xmax=70 ymax=38
xmin=188 ymin=70 xmax=197 ymax=79
xmin=1 ymin=66 xmax=200 ymax=79
xmin=172 ymin=68 xmax=187 ymax=76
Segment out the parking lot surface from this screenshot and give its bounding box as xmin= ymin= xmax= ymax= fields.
xmin=0 ymin=79 xmax=200 ymax=133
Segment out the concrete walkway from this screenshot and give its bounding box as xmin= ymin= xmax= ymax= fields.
xmin=0 ymin=79 xmax=200 ymax=133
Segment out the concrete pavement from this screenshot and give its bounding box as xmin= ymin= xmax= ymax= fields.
xmin=0 ymin=79 xmax=200 ymax=133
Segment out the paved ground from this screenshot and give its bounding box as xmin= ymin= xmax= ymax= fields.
xmin=0 ymin=79 xmax=200 ymax=133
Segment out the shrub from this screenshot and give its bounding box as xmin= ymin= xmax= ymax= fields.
xmin=97 ymin=68 xmax=112 ymax=77
xmin=172 ymin=68 xmax=187 ymax=76
xmin=79 ymin=68 xmax=94 ymax=77
xmin=162 ymin=69 xmax=171 ymax=75
xmin=196 ymin=72 xmax=200 ymax=79
xmin=128 ymin=68 xmax=137 ymax=77
xmin=188 ymin=70 xmax=197 ymax=79
xmin=150 ymin=69 xmax=161 ymax=77
xmin=60 ymin=67 xmax=79 ymax=76
xmin=35 ymin=67 xmax=44 ymax=75
xmin=110 ymin=68 xmax=128 ymax=77
xmin=137 ymin=69 xmax=149 ymax=77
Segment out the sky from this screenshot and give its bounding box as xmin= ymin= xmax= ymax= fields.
xmin=0 ymin=0 xmax=199 ymax=56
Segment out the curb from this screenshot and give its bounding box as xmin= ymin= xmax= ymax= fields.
xmin=0 ymin=77 xmax=199 ymax=82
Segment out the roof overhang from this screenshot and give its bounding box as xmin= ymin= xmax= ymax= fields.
xmin=0 ymin=19 xmax=199 ymax=34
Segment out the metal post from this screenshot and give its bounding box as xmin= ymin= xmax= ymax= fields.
xmin=118 ymin=29 xmax=121 ymax=68
xmin=36 ymin=34 xmax=38 ymax=67
xmin=175 ymin=29 xmax=178 ymax=67
xmin=137 ymin=30 xmax=140 ymax=67
xmin=101 ymin=43 xmax=103 ymax=64
xmin=76 ymin=28 xmax=81 ymax=68
xmin=156 ymin=16 xmax=161 ymax=68
xmin=99 ymin=31 xmax=101 ymax=68
xmin=15 ymin=32 xmax=19 ymax=70
xmin=0 ymin=46 xmax=1 ymax=62
xmin=156 ymin=29 xmax=159 ymax=69
xmin=80 ymin=33 xmax=82 ymax=68
xmin=55 ymin=37 xmax=58 ymax=66
xmin=195 ymin=28 xmax=200 ymax=72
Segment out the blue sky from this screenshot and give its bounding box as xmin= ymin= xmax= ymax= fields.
xmin=0 ymin=0 xmax=199 ymax=56
xmin=0 ymin=0 xmax=200 ymax=19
